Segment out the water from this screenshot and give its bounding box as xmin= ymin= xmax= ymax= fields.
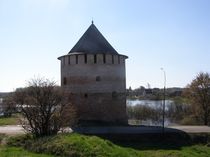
xmin=127 ymin=99 xmax=173 ymax=110
xmin=127 ymin=99 xmax=175 ymax=126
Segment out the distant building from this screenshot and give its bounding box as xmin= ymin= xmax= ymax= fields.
xmin=58 ymin=22 xmax=128 ymax=125
xmin=167 ymin=88 xmax=183 ymax=97
xmin=143 ymin=89 xmax=153 ymax=96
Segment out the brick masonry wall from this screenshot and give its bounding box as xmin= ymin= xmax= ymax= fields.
xmin=59 ymin=53 xmax=128 ymax=125
xmin=69 ymin=92 xmax=127 ymax=125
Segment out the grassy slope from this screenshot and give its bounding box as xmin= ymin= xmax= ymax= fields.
xmin=7 ymin=133 xmax=210 ymax=157
xmin=0 ymin=134 xmax=53 ymax=157
xmin=138 ymin=146 xmax=210 ymax=157
xmin=0 ymin=147 xmax=54 ymax=157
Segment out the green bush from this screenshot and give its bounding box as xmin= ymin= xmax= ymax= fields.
xmin=7 ymin=134 xmax=33 ymax=147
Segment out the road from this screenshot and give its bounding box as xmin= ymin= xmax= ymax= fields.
xmin=0 ymin=125 xmax=210 ymax=135
xmin=73 ymin=125 xmax=210 ymax=134
xmin=169 ymin=125 xmax=210 ymax=133
xmin=0 ymin=125 xmax=24 ymax=135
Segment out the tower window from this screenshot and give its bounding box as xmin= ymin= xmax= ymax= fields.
xmin=103 ymin=54 xmax=106 ymax=64
xmin=84 ymin=93 xmax=88 ymax=98
xmin=94 ymin=54 xmax=97 ymax=64
xmin=76 ymin=55 xmax=78 ymax=64
xmin=84 ymin=54 xmax=87 ymax=64
xmin=63 ymin=77 xmax=67 ymax=85
xmin=112 ymin=91 xmax=117 ymax=98
xmin=96 ymin=76 xmax=101 ymax=82
xmin=118 ymin=56 xmax=120 ymax=64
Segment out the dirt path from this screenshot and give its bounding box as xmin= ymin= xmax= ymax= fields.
xmin=0 ymin=125 xmax=24 ymax=135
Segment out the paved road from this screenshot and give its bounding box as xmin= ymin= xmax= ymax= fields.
xmin=169 ymin=125 xmax=210 ymax=133
xmin=0 ymin=125 xmax=210 ymax=135
xmin=73 ymin=125 xmax=210 ymax=134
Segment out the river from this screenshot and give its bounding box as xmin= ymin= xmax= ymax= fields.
xmin=126 ymin=99 xmax=175 ymax=126
xmin=127 ymin=99 xmax=173 ymax=109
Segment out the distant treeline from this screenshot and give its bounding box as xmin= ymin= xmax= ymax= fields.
xmin=126 ymin=86 xmax=183 ymax=100
xmin=0 ymin=92 xmax=10 ymax=98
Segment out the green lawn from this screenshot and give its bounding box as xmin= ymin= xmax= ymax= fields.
xmin=137 ymin=145 xmax=210 ymax=157
xmin=0 ymin=114 xmax=21 ymax=126
xmin=6 ymin=133 xmax=210 ymax=157
xmin=0 ymin=146 xmax=54 ymax=157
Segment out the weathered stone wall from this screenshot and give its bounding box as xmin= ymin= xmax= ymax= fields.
xmin=60 ymin=54 xmax=126 ymax=93
xmin=69 ymin=93 xmax=127 ymax=125
xmin=59 ymin=53 xmax=127 ymax=125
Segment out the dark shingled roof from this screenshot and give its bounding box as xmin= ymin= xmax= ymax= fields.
xmin=69 ymin=23 xmax=118 ymax=54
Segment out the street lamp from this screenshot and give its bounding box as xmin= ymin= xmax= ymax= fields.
xmin=160 ymin=68 xmax=166 ymax=134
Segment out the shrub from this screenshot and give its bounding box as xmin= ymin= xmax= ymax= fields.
xmin=13 ymin=78 xmax=77 ymax=137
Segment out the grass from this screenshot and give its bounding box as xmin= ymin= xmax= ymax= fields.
xmin=0 ymin=114 xmax=21 ymax=126
xmin=137 ymin=145 xmax=210 ymax=157
xmin=8 ymin=133 xmax=134 ymax=157
xmin=0 ymin=134 xmax=53 ymax=157
xmin=0 ymin=147 xmax=54 ymax=157
xmin=6 ymin=133 xmax=210 ymax=157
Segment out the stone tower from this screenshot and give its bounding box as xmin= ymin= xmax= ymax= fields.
xmin=58 ymin=22 xmax=128 ymax=125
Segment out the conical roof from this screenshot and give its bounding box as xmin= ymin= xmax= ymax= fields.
xmin=69 ymin=22 xmax=118 ymax=54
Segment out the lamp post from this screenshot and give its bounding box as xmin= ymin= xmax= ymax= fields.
xmin=160 ymin=68 xmax=166 ymax=134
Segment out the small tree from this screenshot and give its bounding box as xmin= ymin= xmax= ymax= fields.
xmin=14 ymin=78 xmax=76 ymax=137
xmin=184 ymin=72 xmax=210 ymax=125
xmin=167 ymin=97 xmax=191 ymax=123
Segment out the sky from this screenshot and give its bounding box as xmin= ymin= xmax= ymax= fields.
xmin=0 ymin=0 xmax=210 ymax=92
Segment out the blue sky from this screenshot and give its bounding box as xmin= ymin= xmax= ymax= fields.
xmin=0 ymin=0 xmax=210 ymax=92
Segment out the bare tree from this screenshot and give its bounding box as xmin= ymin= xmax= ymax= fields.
xmin=184 ymin=72 xmax=210 ymax=125
xmin=13 ymin=78 xmax=77 ymax=137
